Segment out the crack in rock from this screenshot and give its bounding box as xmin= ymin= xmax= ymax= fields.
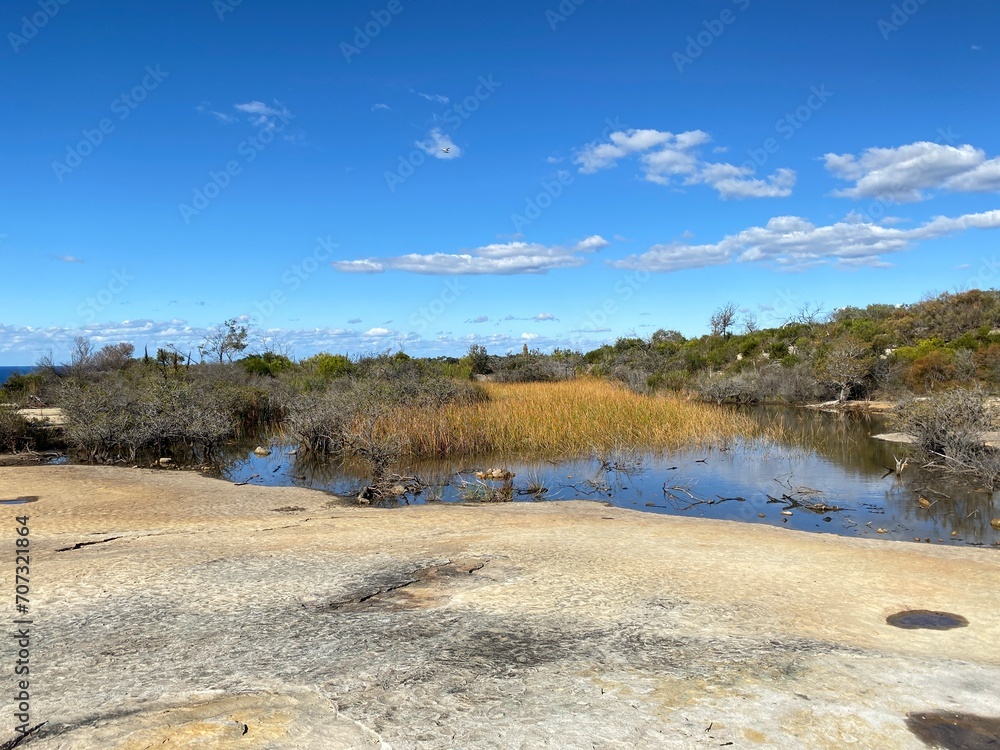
xmin=322 ymin=558 xmax=488 ymax=612
xmin=55 ymin=537 xmax=122 ymax=553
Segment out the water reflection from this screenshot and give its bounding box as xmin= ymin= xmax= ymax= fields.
xmin=217 ymin=407 xmax=1000 ymax=547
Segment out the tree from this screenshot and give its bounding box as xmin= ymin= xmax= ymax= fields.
xmin=817 ymin=336 xmax=873 ymax=402
xmin=199 ymin=318 xmax=249 ymax=363
xmin=710 ymin=302 xmax=738 ymax=339
xmin=463 ymin=344 xmax=490 ymax=375
xmin=69 ymin=336 xmax=94 ymax=378
xmin=650 ymin=329 xmax=685 ymax=345
xmin=787 ymin=301 xmax=827 ymax=330
xmin=93 ymin=342 xmax=135 ymax=372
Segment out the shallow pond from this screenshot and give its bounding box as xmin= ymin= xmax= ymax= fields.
xmin=219 ymin=407 xmax=1000 ymax=548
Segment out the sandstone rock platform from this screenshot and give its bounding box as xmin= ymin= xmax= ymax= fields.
xmin=1 ymin=465 xmax=998 ymax=749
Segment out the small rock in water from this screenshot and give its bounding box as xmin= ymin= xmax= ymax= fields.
xmin=991 ymin=518 xmax=1000 ymax=530
xmin=758 ymin=513 xmax=766 ymax=518
xmin=918 ymin=497 xmax=931 ymax=508
xmin=876 ymin=528 xmax=888 ymax=534
xmin=253 ymin=446 xmax=272 ymax=457
xmin=475 ymin=468 xmax=514 ymax=481
xmin=780 ymin=511 xmax=793 ymax=516
xmin=158 ymin=457 xmax=173 ymax=466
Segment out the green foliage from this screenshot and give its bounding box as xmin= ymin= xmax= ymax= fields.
xmin=238 ymin=352 xmax=294 ymax=378
xmin=895 ymin=338 xmax=948 ymax=363
xmin=0 ymin=372 xmax=43 ymax=402
xmin=302 ymin=352 xmax=355 ymax=380
xmin=462 ymin=344 xmax=491 ymax=375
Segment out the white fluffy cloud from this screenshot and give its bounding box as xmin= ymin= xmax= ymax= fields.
xmin=417 ymin=127 xmax=461 ymax=160
xmin=574 ymin=128 xmax=795 ymax=200
xmin=825 ymin=141 xmax=1000 ymax=202
xmin=610 ymin=210 xmax=1000 ymax=273
xmin=331 ymin=236 xmax=608 ymax=275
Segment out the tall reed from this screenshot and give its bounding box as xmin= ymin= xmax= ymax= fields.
xmin=376 ymin=378 xmax=762 ymax=459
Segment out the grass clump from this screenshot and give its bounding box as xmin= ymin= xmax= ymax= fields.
xmin=379 ymin=378 xmax=761 ymax=459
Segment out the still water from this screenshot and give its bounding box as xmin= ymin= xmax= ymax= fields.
xmin=220 ymin=407 xmax=1000 ymax=548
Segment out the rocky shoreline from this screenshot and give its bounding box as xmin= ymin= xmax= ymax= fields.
xmin=1 ymin=465 xmax=999 ymax=748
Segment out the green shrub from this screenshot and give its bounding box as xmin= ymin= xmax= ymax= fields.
xmin=238 ymin=353 xmax=294 ymax=378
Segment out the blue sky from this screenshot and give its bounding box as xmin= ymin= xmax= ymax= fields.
xmin=1 ymin=0 xmax=999 ymax=364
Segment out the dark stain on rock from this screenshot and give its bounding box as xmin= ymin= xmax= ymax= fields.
xmin=0 ymin=721 xmax=46 ymax=749
xmin=436 ymin=625 xmax=575 ymax=676
xmin=0 ymin=496 xmax=39 ymax=505
xmin=906 ymin=711 xmax=1000 ymax=749
xmin=616 ymin=628 xmax=841 ymax=684
xmin=887 ymin=610 xmax=969 ymax=630
xmin=322 ymin=559 xmax=487 ymax=612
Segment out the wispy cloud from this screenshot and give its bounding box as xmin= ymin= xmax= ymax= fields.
xmin=195 ymin=102 xmax=236 ymax=123
xmin=233 ymin=100 xmax=294 ymax=131
xmin=824 ymin=141 xmax=1000 ymax=202
xmin=575 ymin=128 xmax=796 ymax=200
xmin=467 ymin=315 xmax=490 ymax=324
xmin=532 ymin=313 xmax=557 ymax=322
xmin=332 ymin=236 xmax=608 ymax=275
xmin=371 ymin=103 xmax=391 ymax=111
xmin=54 ymin=255 xmax=84 ymax=263
xmin=417 ymin=92 xmax=449 ymax=104
xmin=417 ymin=127 xmax=461 ymax=159
xmin=610 ymin=210 xmax=1000 ymax=273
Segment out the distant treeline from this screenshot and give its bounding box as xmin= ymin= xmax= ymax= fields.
xmin=4 ymin=289 xmax=1000 ymax=418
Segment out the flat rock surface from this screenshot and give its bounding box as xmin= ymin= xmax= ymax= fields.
xmin=873 ymin=431 xmax=1000 ymax=448
xmin=2 ymin=465 xmax=999 ymax=749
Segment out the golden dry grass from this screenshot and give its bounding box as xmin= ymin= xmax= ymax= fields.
xmin=381 ymin=378 xmax=762 ymax=459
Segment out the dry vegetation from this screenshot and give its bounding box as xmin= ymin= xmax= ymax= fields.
xmin=372 ymin=378 xmax=762 ymax=459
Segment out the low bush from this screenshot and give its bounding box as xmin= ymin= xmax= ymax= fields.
xmin=891 ymin=387 xmax=1000 ymax=488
